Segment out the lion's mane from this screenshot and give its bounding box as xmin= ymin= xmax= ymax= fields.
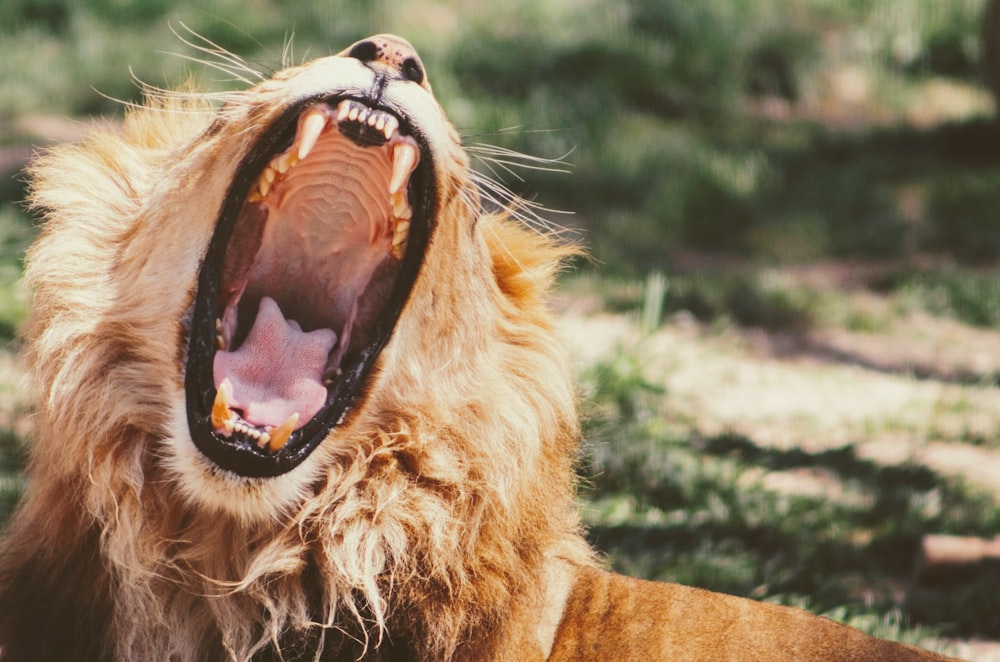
xmin=3 ymin=74 xmax=592 ymax=661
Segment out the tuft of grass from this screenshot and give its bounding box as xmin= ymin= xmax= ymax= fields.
xmin=890 ymin=269 xmax=1000 ymax=329
xmin=601 ymin=270 xmax=819 ymax=332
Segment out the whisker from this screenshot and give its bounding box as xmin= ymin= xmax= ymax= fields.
xmin=169 ymin=22 xmax=267 ymax=82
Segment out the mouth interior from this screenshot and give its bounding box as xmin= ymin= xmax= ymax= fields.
xmin=186 ymin=98 xmax=425 ymax=476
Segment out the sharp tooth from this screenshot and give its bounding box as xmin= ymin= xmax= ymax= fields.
xmin=211 ymin=379 xmax=237 ymax=435
xmin=298 ymin=110 xmax=327 ymax=161
xmin=263 ymin=167 xmax=276 ymax=184
xmin=382 ymin=116 xmax=399 ymax=141
xmin=259 ymin=432 xmax=271 ymax=447
xmin=391 ymin=190 xmax=412 ymax=220
xmin=389 ymin=142 xmax=419 ymax=195
xmin=393 ymin=221 xmax=410 ymax=246
xmin=267 ymin=413 xmax=299 ymax=453
xmin=337 ymin=100 xmax=351 ymax=122
xmin=258 ymin=174 xmax=273 ymax=199
xmin=272 ymin=151 xmax=297 ymax=175
xmin=391 ymin=221 xmax=410 ymax=260
xmin=348 ymin=106 xmax=361 ymax=122
xmin=375 ymin=116 xmax=386 ymax=132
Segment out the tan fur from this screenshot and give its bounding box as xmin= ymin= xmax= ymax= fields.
xmin=0 ymin=35 xmax=959 ymax=662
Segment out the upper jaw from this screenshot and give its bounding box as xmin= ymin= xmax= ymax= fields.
xmin=183 ymin=91 xmax=436 ymax=479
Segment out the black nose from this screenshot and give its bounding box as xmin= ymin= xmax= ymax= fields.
xmin=346 ymin=34 xmax=426 ymax=86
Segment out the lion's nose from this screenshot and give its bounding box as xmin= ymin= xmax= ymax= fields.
xmin=346 ymin=34 xmax=426 ymax=87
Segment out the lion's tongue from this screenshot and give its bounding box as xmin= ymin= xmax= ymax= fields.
xmin=213 ymin=296 xmax=337 ymax=430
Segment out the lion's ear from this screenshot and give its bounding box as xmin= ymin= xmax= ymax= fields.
xmin=483 ymin=215 xmax=581 ymax=308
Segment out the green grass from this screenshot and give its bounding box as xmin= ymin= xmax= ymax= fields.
xmin=3 ymin=0 xmax=998 ymax=272
xmin=579 ymin=335 xmax=999 ymax=645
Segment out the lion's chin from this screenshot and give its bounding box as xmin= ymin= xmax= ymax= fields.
xmin=183 ymin=96 xmax=436 ymax=480
xmin=167 ymin=402 xmax=325 ymax=521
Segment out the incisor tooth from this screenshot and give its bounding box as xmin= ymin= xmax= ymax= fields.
xmin=382 ymin=116 xmax=399 ymax=141
xmin=297 ymin=110 xmax=327 ymax=160
xmin=267 ymin=413 xmax=299 ymax=453
xmin=211 ymin=379 xmax=237 ymax=435
xmin=389 ymin=143 xmax=418 ymax=196
xmin=337 ymin=100 xmax=351 ymax=121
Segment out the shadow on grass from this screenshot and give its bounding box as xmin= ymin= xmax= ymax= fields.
xmin=583 ymin=427 xmax=1000 ymax=638
xmin=795 ymin=337 xmax=1000 ymax=388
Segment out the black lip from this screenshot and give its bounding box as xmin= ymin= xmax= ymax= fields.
xmin=184 ymin=95 xmax=436 ymax=478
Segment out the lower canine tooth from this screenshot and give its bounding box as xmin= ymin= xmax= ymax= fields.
xmin=211 ymin=379 xmax=237 ymax=435
xmin=267 ymin=413 xmax=299 ymax=453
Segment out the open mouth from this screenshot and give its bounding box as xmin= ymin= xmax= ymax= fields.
xmin=185 ymin=97 xmax=435 ymax=478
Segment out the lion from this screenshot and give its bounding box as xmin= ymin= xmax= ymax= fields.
xmin=0 ymin=34 xmax=959 ymax=662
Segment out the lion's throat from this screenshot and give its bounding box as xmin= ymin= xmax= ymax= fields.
xmin=213 ymin=296 xmax=336 ymax=442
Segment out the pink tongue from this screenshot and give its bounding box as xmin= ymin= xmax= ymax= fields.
xmin=213 ymin=297 xmax=337 ymax=429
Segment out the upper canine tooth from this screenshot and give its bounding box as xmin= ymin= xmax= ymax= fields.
xmin=297 ymin=110 xmax=327 ymax=161
xmin=389 ymin=142 xmax=419 ymax=196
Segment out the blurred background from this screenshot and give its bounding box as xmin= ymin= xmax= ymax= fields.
xmin=1 ymin=0 xmax=999 ymax=657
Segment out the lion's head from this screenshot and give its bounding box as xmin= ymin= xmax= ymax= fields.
xmin=16 ymin=34 xmax=588 ymax=660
